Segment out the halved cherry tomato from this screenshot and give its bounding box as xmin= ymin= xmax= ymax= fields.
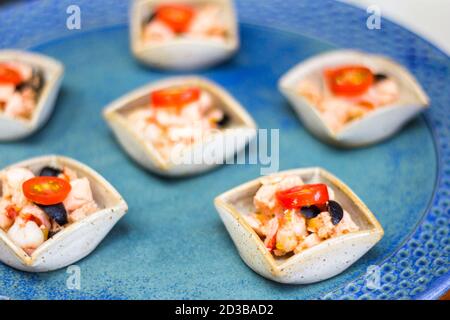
xmin=22 ymin=176 xmax=71 ymax=206
xmin=155 ymin=4 xmax=195 ymax=33
xmin=0 ymin=64 xmax=23 ymax=85
xmin=151 ymin=86 xmax=200 ymax=108
xmin=276 ymin=184 xmax=329 ymax=210
xmin=325 ymin=65 xmax=374 ymax=97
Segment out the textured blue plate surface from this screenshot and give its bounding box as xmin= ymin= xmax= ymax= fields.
xmin=0 ymin=0 xmax=448 ymax=300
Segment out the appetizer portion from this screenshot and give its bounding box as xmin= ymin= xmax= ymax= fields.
xmin=143 ymin=3 xmax=228 ymax=43
xmin=0 ymin=61 xmax=45 ymax=120
xmin=214 ymin=168 xmax=383 ymax=284
xmin=130 ymin=0 xmax=239 ymax=70
xmin=127 ymin=84 xmax=229 ymax=160
xmin=0 ymin=165 xmax=98 ymax=255
xmin=279 ymin=50 xmax=429 ymax=147
xmin=104 ymin=77 xmax=256 ymax=176
xmin=243 ymin=175 xmax=359 ymax=257
xmin=298 ymin=65 xmax=399 ymax=132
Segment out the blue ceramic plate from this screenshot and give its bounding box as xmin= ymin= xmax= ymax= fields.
xmin=0 ymin=0 xmax=448 ymax=300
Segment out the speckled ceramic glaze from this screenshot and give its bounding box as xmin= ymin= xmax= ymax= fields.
xmin=0 ymin=0 xmax=448 ymax=299
xmin=103 ymin=76 xmax=257 ymax=176
xmin=0 ymin=50 xmax=64 ymax=141
xmin=279 ymin=50 xmax=430 ymax=147
xmin=215 ymin=168 xmax=384 ymax=284
xmin=130 ymin=0 xmax=239 ymax=70
xmin=0 ymin=156 xmax=128 ymax=272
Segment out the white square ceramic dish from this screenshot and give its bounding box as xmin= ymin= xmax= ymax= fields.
xmin=214 ymin=167 xmax=384 ymax=284
xmin=103 ymin=76 xmax=257 ymax=177
xmin=130 ymin=0 xmax=239 ymax=70
xmin=278 ymin=50 xmax=429 ymax=147
xmin=0 ymin=155 xmax=128 ymax=272
xmin=0 ymin=50 xmax=64 ymax=141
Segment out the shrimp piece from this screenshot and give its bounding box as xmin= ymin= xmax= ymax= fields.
xmin=274 ymin=211 xmax=307 ymax=256
xmin=295 ymin=233 xmax=322 ymax=253
xmin=372 ymin=79 xmax=399 ymax=105
xmin=4 ymin=92 xmax=28 ymax=118
xmin=1 ymin=167 xmax=35 ymax=207
xmin=205 ymin=108 xmax=224 ymax=124
xmin=334 ymin=211 xmax=359 ymax=236
xmin=254 ymin=183 xmax=279 ymax=215
xmin=278 ymin=175 xmax=304 ymax=191
xmin=180 ymin=102 xmax=202 ymax=123
xmin=7 ymin=217 xmax=45 ymax=255
xmin=69 ymin=201 xmax=98 ymax=223
xmin=254 ymin=175 xmax=303 ymax=216
xmin=155 ymin=109 xmax=187 ymax=127
xmin=264 ymin=217 xmax=279 ymax=251
xmin=274 ymin=223 xmax=298 ymax=256
xmin=0 ymin=84 xmax=15 ymax=103
xmin=0 ymin=199 xmax=15 ymax=231
xmin=59 ymin=166 xmax=78 ymax=182
xmin=197 ymin=91 xmax=214 ymax=114
xmin=63 ymin=178 xmax=95 ymax=212
xmin=143 ymin=122 xmax=163 ymax=143
xmin=298 ymin=80 xmax=322 ymax=106
xmin=144 ymin=20 xmax=175 ymax=42
xmin=188 ymin=5 xmax=226 ymax=39
xmin=319 ymin=97 xmax=353 ymax=132
xmin=307 ymin=212 xmax=335 ymax=239
xmin=21 ymin=204 xmax=51 ymax=231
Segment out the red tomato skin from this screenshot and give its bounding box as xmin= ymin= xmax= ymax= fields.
xmin=155 ymin=4 xmax=195 ymax=33
xmin=0 ymin=64 xmax=23 ymax=85
xmin=151 ymin=86 xmax=200 ymax=108
xmin=22 ymin=177 xmax=72 ymax=206
xmin=275 ymin=184 xmax=330 ymax=210
xmin=325 ymin=65 xmax=374 ymax=97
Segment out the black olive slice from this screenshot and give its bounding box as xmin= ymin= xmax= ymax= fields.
xmin=39 ymin=203 xmax=68 ymax=225
xmin=48 ymin=230 xmax=60 ymax=239
xmin=16 ymin=68 xmax=45 ymax=93
xmin=300 ymin=205 xmax=321 ymax=219
xmin=143 ymin=13 xmax=156 ymax=25
xmin=39 ymin=166 xmax=62 ymax=177
xmin=374 ymin=73 xmax=388 ymax=82
xmin=29 ymin=68 xmax=45 ymax=92
xmin=217 ymin=113 xmax=230 ymax=127
xmin=327 ymin=200 xmax=343 ymax=225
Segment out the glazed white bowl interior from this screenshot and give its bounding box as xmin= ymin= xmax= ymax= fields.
xmin=0 ymin=155 xmax=128 ymax=272
xmin=0 ymin=50 xmax=64 ymax=140
xmin=130 ymin=0 xmax=239 ymax=69
xmin=215 ymin=168 xmax=384 ymax=283
xmin=103 ymin=76 xmax=257 ymax=175
xmin=279 ymin=50 xmax=429 ymax=146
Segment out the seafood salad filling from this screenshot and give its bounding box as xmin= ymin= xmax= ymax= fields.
xmin=0 ymin=166 xmax=99 ymax=255
xmin=127 ymin=85 xmax=229 ymax=160
xmin=0 ymin=61 xmax=45 ymax=120
xmin=243 ymin=175 xmax=359 ymax=257
xmin=143 ymin=3 xmax=228 ymax=43
xmin=298 ymin=65 xmax=400 ymax=132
